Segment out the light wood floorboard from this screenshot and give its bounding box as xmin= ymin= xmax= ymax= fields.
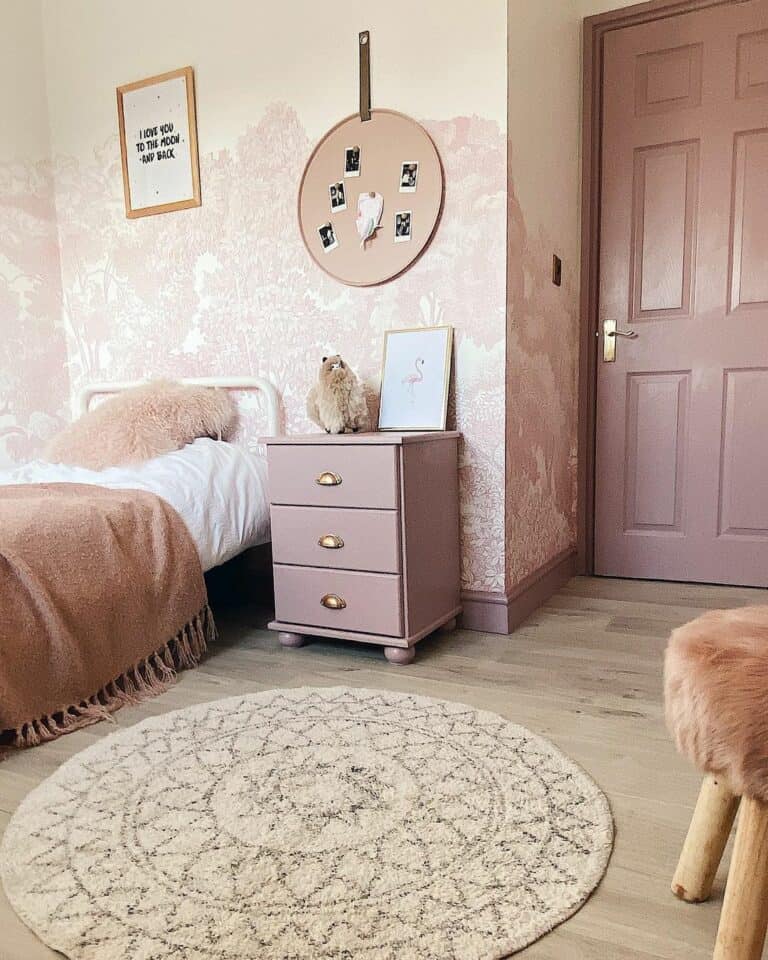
xmin=1 ymin=575 xmax=766 ymax=959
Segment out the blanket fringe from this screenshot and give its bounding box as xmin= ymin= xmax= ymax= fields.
xmin=4 ymin=604 xmax=217 ymax=753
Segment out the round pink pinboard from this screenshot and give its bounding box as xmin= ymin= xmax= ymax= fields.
xmin=298 ymin=109 xmax=444 ymax=286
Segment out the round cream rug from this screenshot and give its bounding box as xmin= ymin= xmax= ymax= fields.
xmin=1 ymin=687 xmax=613 ymax=959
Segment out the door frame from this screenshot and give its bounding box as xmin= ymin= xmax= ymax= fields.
xmin=577 ymin=0 xmax=751 ymax=574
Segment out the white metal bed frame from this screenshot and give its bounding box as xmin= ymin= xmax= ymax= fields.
xmin=77 ymin=377 xmax=281 ymax=439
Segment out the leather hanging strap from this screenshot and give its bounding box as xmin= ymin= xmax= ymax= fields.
xmin=359 ymin=31 xmax=371 ymax=122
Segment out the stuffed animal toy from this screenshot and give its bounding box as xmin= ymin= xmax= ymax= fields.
xmin=306 ymin=355 xmax=369 ymax=434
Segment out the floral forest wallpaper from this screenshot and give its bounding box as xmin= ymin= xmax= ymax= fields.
xmin=0 ymin=104 xmax=576 ymax=597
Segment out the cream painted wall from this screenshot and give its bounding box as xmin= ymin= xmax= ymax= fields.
xmin=0 ymin=0 xmax=68 ymax=467
xmin=40 ymin=0 xmax=508 ymax=157
xmin=579 ymin=0 xmax=642 ymax=17
xmin=508 ymin=0 xmax=641 ymax=276
xmin=0 ymin=0 xmax=50 ymax=163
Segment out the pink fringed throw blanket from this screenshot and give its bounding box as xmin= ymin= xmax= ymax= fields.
xmin=0 ymin=483 xmax=216 ymax=748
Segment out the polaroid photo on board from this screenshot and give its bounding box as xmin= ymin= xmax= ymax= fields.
xmin=394 ymin=210 xmax=412 ymax=243
xmin=399 ymin=161 xmax=419 ymax=192
xmin=329 ymin=181 xmax=346 ymax=212
xmin=344 ymin=146 xmax=361 ymax=177
xmin=318 ymin=222 xmax=338 ymax=253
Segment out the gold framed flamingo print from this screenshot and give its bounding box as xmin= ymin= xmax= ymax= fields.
xmin=378 ymin=326 xmax=453 ymax=431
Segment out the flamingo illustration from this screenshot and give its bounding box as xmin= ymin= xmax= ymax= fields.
xmin=402 ymin=357 xmax=425 ymax=400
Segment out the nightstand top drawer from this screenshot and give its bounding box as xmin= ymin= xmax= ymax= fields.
xmin=261 ymin=431 xmax=460 ymax=446
xmin=267 ymin=444 xmax=399 ymax=509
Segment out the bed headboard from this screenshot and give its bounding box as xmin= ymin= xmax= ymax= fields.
xmin=78 ymin=377 xmax=281 ymax=438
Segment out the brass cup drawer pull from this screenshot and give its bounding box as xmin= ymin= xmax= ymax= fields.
xmin=321 ymin=594 xmax=346 ymax=610
xmin=318 ymin=534 xmax=345 ymax=549
xmin=315 ymin=471 xmax=342 ymax=486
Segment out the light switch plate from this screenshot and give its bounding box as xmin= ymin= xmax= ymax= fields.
xmin=552 ymin=254 xmax=562 ymax=287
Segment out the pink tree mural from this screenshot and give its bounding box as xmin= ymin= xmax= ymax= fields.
xmin=0 ymin=161 xmax=68 ymax=465
xmin=0 ymin=103 xmax=578 ymax=596
xmin=49 ymin=104 xmax=509 ymax=591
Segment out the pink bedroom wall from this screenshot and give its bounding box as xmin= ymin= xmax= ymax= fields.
xmin=502 ymin=0 xmax=641 ymax=592
xmin=503 ymin=1 xmax=582 ymax=591
xmin=2 ymin=0 xmax=632 ymax=603
xmin=0 ymin=0 xmax=69 ymax=467
xmin=37 ymin=0 xmax=510 ymax=595
xmin=46 ymin=111 xmax=508 ymax=592
xmin=505 ymin=182 xmax=578 ymax=589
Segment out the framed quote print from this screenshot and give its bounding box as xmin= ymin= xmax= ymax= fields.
xmin=117 ymin=66 xmax=201 ymax=219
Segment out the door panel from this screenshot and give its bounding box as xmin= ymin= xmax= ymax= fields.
xmin=718 ymin=368 xmax=768 ymax=537
xmin=595 ymin=0 xmax=768 ymax=586
xmin=631 ymin=141 xmax=699 ymax=317
xmin=730 ymin=129 xmax=768 ymax=310
xmin=624 ymin=372 xmax=689 ymax=533
xmin=635 ymin=43 xmax=703 ymax=116
xmin=736 ymin=29 xmax=768 ymax=99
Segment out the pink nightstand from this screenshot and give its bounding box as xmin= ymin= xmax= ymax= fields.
xmin=261 ymin=432 xmax=461 ymax=664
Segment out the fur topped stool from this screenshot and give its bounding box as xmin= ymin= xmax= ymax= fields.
xmin=665 ymin=606 xmax=768 ymax=960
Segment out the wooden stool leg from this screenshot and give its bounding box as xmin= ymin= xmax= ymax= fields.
xmin=714 ymin=794 xmax=768 ymax=960
xmin=672 ymin=774 xmax=739 ymax=903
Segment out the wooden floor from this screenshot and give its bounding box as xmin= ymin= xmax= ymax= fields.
xmin=2 ymin=575 xmax=767 ymax=960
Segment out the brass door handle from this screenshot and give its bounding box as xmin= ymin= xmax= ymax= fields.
xmin=318 ymin=534 xmax=345 ymax=549
xmin=321 ymin=594 xmax=346 ymax=610
xmin=602 ymin=318 xmax=638 ymax=362
xmin=315 ymin=471 xmax=342 ymax=486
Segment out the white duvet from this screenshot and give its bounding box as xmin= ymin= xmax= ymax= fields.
xmin=0 ymin=438 xmax=270 ymax=571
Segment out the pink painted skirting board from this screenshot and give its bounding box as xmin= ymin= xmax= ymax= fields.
xmin=461 ymin=549 xmax=576 ymax=634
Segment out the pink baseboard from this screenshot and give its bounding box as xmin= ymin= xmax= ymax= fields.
xmin=460 ymin=590 xmax=511 ymax=634
xmin=460 ymin=548 xmax=576 ymax=634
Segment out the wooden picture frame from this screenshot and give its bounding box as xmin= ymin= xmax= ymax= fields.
xmin=116 ymin=66 xmax=201 ymax=219
xmin=378 ymin=326 xmax=453 ymax=432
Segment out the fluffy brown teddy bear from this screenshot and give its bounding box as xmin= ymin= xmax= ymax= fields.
xmin=306 ymin=355 xmax=369 ymax=434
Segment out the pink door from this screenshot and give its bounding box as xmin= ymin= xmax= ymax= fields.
xmin=594 ymin=0 xmax=768 ymax=586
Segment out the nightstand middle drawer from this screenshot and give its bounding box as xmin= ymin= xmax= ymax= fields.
xmin=271 ymin=505 xmax=401 ymax=573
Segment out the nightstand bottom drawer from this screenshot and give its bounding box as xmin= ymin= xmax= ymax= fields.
xmin=273 ymin=565 xmax=403 ymax=637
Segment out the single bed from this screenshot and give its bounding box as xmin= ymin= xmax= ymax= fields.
xmin=0 ymin=376 xmax=279 ymax=571
xmin=1 ymin=436 xmax=270 ymax=572
xmin=0 ymin=376 xmax=280 ymax=749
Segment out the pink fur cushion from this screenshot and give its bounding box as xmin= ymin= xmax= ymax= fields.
xmin=665 ymin=606 xmax=768 ymax=801
xmin=45 ymin=380 xmax=239 ymax=470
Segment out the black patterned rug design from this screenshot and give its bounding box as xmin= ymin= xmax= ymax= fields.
xmin=1 ymin=687 xmax=613 ymax=959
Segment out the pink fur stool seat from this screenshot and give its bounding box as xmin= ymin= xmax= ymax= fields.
xmin=665 ymin=605 xmax=768 ymax=802
xmin=666 ymin=606 xmax=768 ymax=960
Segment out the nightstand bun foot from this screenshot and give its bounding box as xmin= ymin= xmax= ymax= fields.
xmin=384 ymin=646 xmax=416 ymax=666
xmin=279 ymin=632 xmax=307 ymax=648
xmin=439 ymin=618 xmax=458 ymax=633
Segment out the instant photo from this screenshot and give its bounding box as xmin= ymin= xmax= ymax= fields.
xmin=318 ymin=222 xmax=338 ymax=253
xmin=395 ymin=211 xmax=412 ymax=243
xmin=344 ymin=146 xmax=361 ymax=178
xmin=329 ymin=181 xmax=346 ymax=212
xmin=399 ymin=161 xmax=419 ymax=193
